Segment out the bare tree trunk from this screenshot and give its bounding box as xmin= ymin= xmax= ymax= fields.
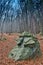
xmin=0 ymin=19 xmax=5 ymax=39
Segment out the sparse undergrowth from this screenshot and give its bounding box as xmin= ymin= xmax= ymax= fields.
xmin=0 ymin=37 xmax=7 ymax=41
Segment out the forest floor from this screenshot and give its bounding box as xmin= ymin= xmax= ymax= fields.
xmin=0 ymin=33 xmax=43 ymax=65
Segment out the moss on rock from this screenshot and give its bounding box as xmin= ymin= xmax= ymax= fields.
xmin=8 ymin=32 xmax=41 ymax=61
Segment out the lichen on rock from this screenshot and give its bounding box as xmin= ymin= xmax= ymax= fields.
xmin=8 ymin=32 xmax=41 ymax=61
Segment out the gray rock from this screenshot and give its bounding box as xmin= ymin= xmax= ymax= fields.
xmin=8 ymin=32 xmax=41 ymax=61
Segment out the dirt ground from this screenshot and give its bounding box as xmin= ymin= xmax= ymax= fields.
xmin=0 ymin=33 xmax=43 ymax=65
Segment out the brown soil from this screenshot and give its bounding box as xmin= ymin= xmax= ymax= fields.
xmin=0 ymin=33 xmax=43 ymax=65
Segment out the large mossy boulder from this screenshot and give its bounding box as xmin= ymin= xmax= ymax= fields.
xmin=8 ymin=32 xmax=41 ymax=61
